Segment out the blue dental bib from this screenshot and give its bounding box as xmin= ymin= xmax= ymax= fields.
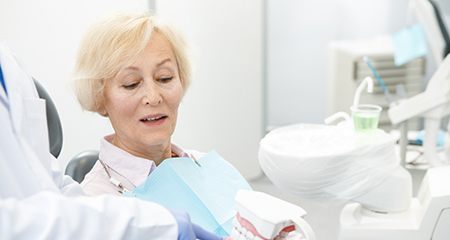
xmin=125 ymin=150 xmax=251 ymax=236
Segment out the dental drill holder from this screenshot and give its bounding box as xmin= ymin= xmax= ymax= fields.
xmin=388 ymin=54 xmax=450 ymax=167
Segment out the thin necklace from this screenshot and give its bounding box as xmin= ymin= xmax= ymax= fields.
xmin=98 ymin=159 xmax=136 ymax=193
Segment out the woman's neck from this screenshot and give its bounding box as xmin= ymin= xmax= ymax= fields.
xmin=111 ymin=135 xmax=172 ymax=166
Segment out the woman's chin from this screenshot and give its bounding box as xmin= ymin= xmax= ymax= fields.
xmin=141 ymin=137 xmax=171 ymax=147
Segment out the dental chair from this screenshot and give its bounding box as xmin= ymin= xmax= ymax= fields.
xmin=34 ymin=79 xmax=63 ymax=158
xmin=35 ymin=79 xmax=98 ymax=183
xmin=65 ymin=150 xmax=98 ymax=183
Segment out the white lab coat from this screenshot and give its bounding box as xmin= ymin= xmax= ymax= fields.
xmin=0 ymin=44 xmax=178 ymax=239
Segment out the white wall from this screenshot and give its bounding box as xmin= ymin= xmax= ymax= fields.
xmin=0 ymin=0 xmax=151 ymax=168
xmin=156 ymin=0 xmax=264 ymax=179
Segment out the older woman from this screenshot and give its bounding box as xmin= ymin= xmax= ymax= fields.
xmin=73 ymin=12 xmax=203 ymax=196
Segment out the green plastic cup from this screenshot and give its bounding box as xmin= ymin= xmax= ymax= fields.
xmin=350 ymin=104 xmax=382 ymax=132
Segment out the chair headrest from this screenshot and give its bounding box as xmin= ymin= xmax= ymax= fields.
xmin=33 ymin=79 xmax=63 ymax=158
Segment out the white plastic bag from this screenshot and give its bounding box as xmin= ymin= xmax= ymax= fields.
xmin=259 ymin=123 xmax=399 ymax=200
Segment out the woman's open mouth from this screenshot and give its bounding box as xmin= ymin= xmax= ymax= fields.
xmin=140 ymin=114 xmax=168 ymax=126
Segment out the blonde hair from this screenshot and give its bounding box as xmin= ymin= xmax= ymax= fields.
xmin=73 ymin=12 xmax=190 ymax=114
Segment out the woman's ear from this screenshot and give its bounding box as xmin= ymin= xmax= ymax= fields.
xmin=99 ymin=110 xmax=108 ymax=117
xmin=96 ymin=84 xmax=109 ymax=117
xmin=96 ymin=102 xmax=108 ymax=117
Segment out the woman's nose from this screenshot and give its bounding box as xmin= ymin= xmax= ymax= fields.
xmin=141 ymin=82 xmax=162 ymax=106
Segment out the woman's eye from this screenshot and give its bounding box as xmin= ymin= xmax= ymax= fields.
xmin=123 ymin=82 xmax=139 ymax=90
xmin=159 ymin=76 xmax=173 ymax=83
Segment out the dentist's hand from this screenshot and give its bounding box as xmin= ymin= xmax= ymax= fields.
xmin=169 ymin=209 xmax=222 ymax=240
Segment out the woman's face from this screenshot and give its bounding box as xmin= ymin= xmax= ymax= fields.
xmin=102 ymin=32 xmax=184 ymax=157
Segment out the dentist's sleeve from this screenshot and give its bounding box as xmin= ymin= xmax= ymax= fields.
xmin=0 ymin=116 xmax=178 ymax=239
xmin=0 ymin=192 xmax=178 ymax=240
xmin=49 ymin=153 xmax=88 ymax=196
